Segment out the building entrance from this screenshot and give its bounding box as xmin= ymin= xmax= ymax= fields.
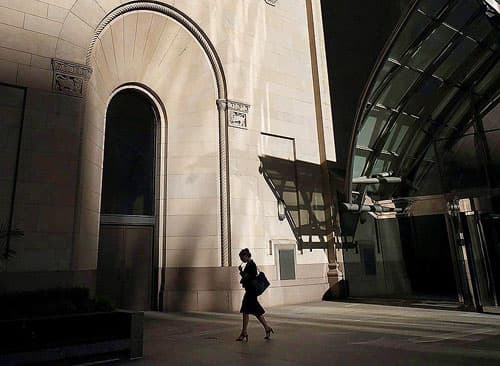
xmin=96 ymin=89 xmax=158 ymax=310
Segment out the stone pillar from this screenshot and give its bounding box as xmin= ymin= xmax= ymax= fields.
xmin=305 ymin=0 xmax=344 ymax=297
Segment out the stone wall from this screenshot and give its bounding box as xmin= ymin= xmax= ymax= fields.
xmin=0 ymin=0 xmax=334 ymax=310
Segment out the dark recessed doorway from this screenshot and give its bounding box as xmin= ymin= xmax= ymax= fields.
xmin=97 ymin=89 xmax=158 ymax=311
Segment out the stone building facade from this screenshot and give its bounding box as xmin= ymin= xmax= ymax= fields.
xmin=0 ymin=0 xmax=337 ymax=311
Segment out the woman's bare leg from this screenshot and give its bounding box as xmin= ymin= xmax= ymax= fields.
xmin=242 ymin=313 xmax=249 ymax=334
xmin=256 ymin=315 xmax=271 ymax=331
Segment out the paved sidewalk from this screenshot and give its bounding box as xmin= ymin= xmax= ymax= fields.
xmin=118 ymin=302 xmax=500 ymax=366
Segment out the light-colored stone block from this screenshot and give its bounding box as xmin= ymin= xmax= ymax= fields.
xmin=47 ymin=5 xmax=68 ymax=22
xmin=0 ymin=0 xmax=48 ymax=17
xmin=43 ymin=0 xmax=77 ymax=10
xmin=0 ymin=23 xmax=57 ymax=58
xmin=96 ymin=0 xmax=121 ymax=12
xmin=0 ymin=5 xmax=24 ymax=27
xmin=0 ymin=46 xmax=31 ymax=65
xmin=30 ymin=54 xmax=52 ymax=70
xmin=59 ymin=12 xmax=93 ymax=49
xmin=55 ymin=39 xmax=86 ymax=64
xmin=72 ymin=0 xmax=105 ymax=28
xmin=24 ymin=14 xmax=62 ymax=37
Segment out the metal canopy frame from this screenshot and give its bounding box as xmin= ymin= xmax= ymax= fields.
xmin=348 ymin=0 xmax=500 ymax=202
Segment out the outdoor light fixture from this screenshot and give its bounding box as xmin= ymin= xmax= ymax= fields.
xmin=277 ymin=199 xmax=286 ymax=221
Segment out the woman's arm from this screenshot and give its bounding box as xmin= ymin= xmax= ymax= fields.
xmin=246 ymin=261 xmax=257 ymax=280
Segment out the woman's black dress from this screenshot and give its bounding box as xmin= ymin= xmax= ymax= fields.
xmin=239 ymin=260 xmax=265 ymax=316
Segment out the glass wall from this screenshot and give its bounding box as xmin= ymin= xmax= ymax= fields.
xmin=351 ymin=0 xmax=500 ymax=199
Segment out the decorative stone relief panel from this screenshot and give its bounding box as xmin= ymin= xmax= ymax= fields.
xmin=51 ymin=59 xmax=92 ymax=98
xmin=217 ymin=100 xmax=251 ymax=129
xmin=265 ymin=0 xmax=278 ymax=6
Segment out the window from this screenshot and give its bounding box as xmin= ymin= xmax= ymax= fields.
xmin=101 ymin=89 xmax=157 ymax=216
xmin=278 ymin=248 xmax=296 ymax=280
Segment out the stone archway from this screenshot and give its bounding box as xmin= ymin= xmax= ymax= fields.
xmin=69 ymin=2 xmax=231 ymax=309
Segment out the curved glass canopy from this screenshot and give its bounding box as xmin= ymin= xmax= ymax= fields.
xmin=349 ymin=0 xmax=500 ymax=201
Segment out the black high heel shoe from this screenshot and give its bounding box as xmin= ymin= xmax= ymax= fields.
xmin=236 ymin=332 xmax=248 ymax=342
xmin=264 ymin=327 xmax=274 ymax=339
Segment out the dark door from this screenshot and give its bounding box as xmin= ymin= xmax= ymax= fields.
xmin=97 ymin=225 xmax=153 ymax=310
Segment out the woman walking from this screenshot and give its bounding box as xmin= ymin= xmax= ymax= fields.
xmin=236 ymin=248 xmax=274 ymax=342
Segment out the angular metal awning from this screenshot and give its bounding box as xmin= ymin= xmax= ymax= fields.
xmin=347 ymin=0 xmax=500 ymax=203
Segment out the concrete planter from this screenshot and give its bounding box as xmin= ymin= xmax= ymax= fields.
xmin=0 ymin=310 xmax=143 ymax=365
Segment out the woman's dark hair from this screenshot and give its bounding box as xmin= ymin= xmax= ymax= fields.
xmin=239 ymin=248 xmax=251 ymax=258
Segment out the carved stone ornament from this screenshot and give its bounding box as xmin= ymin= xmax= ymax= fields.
xmin=217 ymin=99 xmax=251 ymax=129
xmin=51 ymin=59 xmax=92 ymax=97
xmin=265 ymin=0 xmax=278 ymax=6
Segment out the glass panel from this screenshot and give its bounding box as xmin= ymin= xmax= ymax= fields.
xmin=403 ymin=130 xmax=427 ymax=162
xmin=413 ymin=145 xmax=444 ymax=195
xmin=418 ymin=0 xmax=448 ymax=17
xmin=377 ymin=67 xmax=420 ymax=108
xmin=434 ymin=37 xmax=477 ymax=79
xmin=357 ymin=107 xmax=391 ymax=148
xmin=369 ymin=60 xmax=398 ymax=102
xmin=101 ymin=90 xmax=156 ymax=216
xmin=383 ymin=114 xmax=418 ymax=153
xmin=446 ymin=96 xmax=472 ymax=130
xmin=460 ymin=49 xmax=493 ymax=84
xmin=475 ymin=59 xmax=500 ymax=95
xmin=371 ymin=157 xmax=391 ymax=175
xmin=431 ymin=86 xmax=460 ymax=120
xmin=389 ymin=11 xmax=431 ymax=62
xmin=408 ymin=24 xmax=456 ymax=71
xmin=353 ymin=153 xmax=368 ymax=178
xmin=464 ymin=14 xmax=493 ymax=43
xmin=0 ymin=85 xmax=25 ymax=230
xmin=444 ymin=0 xmax=479 ymax=31
xmin=404 ymin=77 xmax=443 ymax=116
